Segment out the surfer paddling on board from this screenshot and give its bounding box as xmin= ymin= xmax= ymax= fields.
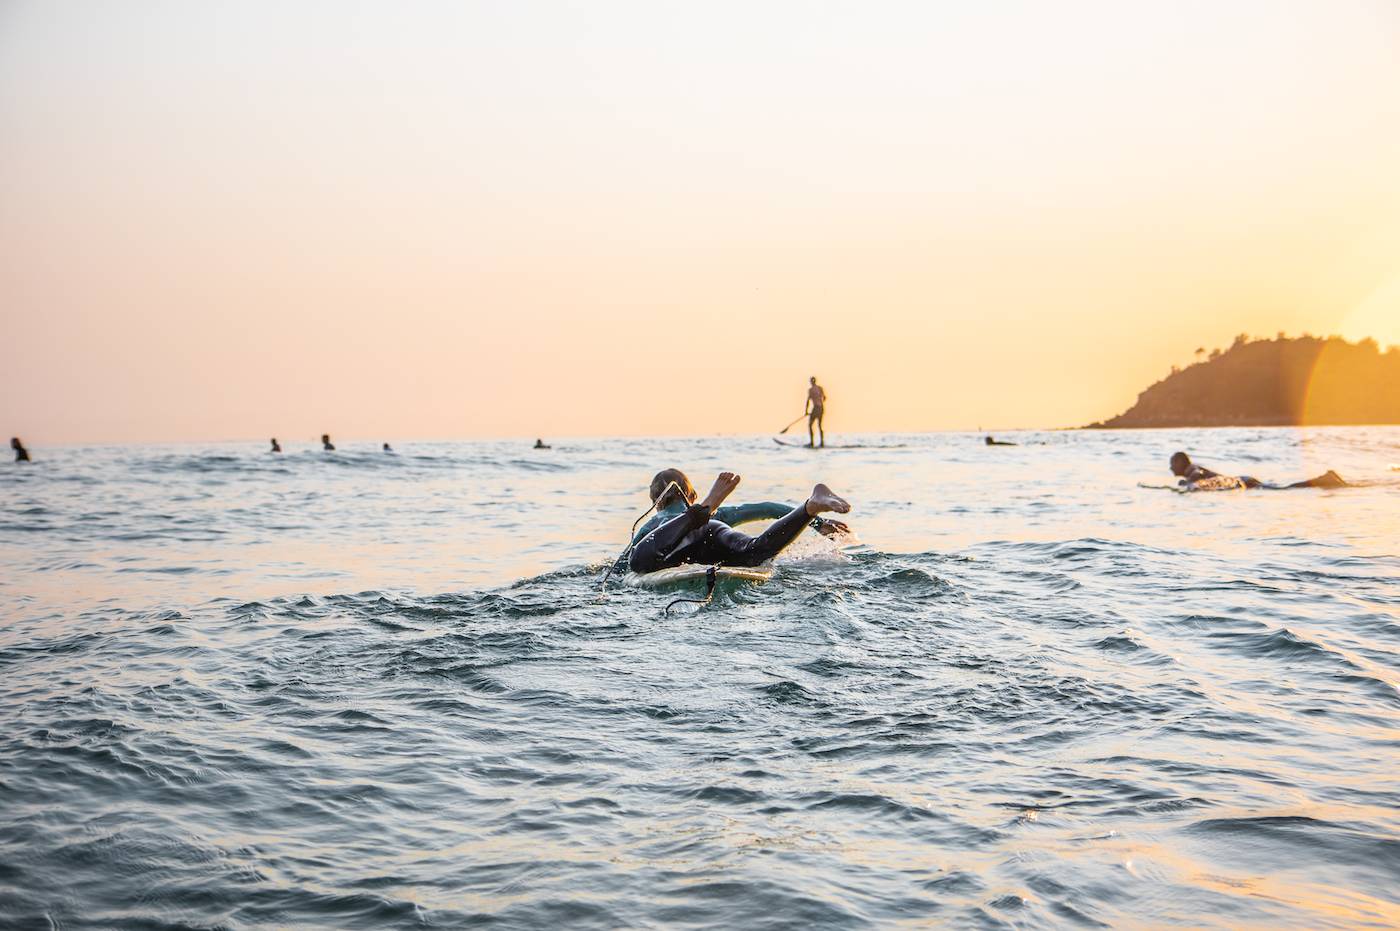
xmin=805 ymin=377 xmax=826 ymax=448
xmin=1169 ymin=452 xmax=1347 ymax=490
xmin=628 ymin=469 xmax=850 ymax=574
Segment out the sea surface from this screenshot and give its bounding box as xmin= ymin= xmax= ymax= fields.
xmin=2 ymin=428 xmax=1398 ymax=929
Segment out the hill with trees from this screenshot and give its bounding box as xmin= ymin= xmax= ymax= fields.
xmin=1087 ymin=334 xmax=1400 ymax=428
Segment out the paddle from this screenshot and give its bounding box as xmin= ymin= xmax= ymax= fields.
xmin=777 ymin=413 xmax=807 ymax=435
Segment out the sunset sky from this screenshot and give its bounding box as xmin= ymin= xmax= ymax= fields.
xmin=3 ymin=0 xmax=1398 ymax=443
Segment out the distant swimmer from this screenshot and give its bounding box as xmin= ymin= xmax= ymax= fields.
xmin=270 ymin=438 xmax=281 ymax=453
xmin=985 ymin=436 xmax=1017 ymax=446
xmin=534 ymin=438 xmax=551 ymax=449
xmin=627 ymin=468 xmax=850 ymax=574
xmin=1169 ymin=451 xmax=1347 ymax=490
xmin=321 ymin=434 xmax=336 ymax=451
xmin=11 ymin=437 xmax=30 ymax=462
xmin=382 ymin=442 xmax=393 ymax=453
xmin=805 ymin=376 xmax=826 ymax=448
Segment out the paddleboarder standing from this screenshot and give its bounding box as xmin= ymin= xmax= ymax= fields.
xmin=805 ymin=376 xmax=826 ymax=448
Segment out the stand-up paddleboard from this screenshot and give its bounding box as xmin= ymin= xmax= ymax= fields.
xmin=626 ymin=562 xmax=774 ymax=590
xmin=772 ymin=438 xmax=907 ymax=450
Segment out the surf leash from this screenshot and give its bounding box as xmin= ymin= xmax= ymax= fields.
xmin=597 ymin=480 xmax=684 ymax=591
xmin=664 ymin=565 xmax=717 ymax=616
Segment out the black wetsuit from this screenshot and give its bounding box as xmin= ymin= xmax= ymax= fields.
xmin=13 ymin=445 xmax=29 ymax=462
xmin=629 ymin=502 xmax=814 ymax=573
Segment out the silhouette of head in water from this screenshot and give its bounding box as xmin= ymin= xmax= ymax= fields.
xmin=11 ymin=437 xmax=29 ymax=462
xmin=1169 ymin=452 xmax=1192 ymax=476
xmin=270 ymin=438 xmax=281 ymax=453
xmin=649 ymin=468 xmax=695 ymax=509
xmin=985 ymin=436 xmax=994 ymax=445
xmin=382 ymin=443 xmax=392 ymax=452
xmin=534 ymin=438 xmax=548 ymax=449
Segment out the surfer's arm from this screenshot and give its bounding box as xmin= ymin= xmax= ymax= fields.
xmin=810 ymin=516 xmax=849 ymax=537
xmin=714 ymin=502 xmax=793 ymax=527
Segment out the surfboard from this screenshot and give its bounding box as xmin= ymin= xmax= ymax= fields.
xmin=1184 ymin=475 xmax=1249 ymax=491
xmin=772 ymin=438 xmax=907 ymax=450
xmin=626 ymin=562 xmax=774 ymax=589
xmin=1137 ymin=476 xmax=1246 ymax=493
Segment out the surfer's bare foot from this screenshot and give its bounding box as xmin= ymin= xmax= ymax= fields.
xmin=700 ymin=471 xmax=741 ymax=511
xmin=805 ymin=483 xmax=850 ymax=516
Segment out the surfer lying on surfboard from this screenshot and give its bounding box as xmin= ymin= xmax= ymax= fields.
xmin=1169 ymin=451 xmax=1347 ymax=490
xmin=628 ymin=469 xmax=850 ymax=574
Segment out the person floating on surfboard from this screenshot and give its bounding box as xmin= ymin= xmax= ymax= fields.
xmin=805 ymin=376 xmax=826 ymax=448
xmin=1169 ymin=452 xmax=1346 ymax=490
xmin=628 ymin=469 xmax=850 ymax=574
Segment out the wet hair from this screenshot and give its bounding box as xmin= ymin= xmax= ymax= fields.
xmin=1170 ymin=451 xmax=1191 ymax=473
xmin=649 ymin=469 xmax=694 ymax=509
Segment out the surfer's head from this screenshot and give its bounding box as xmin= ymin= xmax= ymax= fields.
xmin=9 ymin=438 xmax=20 ymax=450
xmin=1169 ymin=452 xmax=1191 ymax=476
xmin=810 ymin=376 xmax=817 ymax=385
xmin=649 ymin=469 xmax=695 ymax=509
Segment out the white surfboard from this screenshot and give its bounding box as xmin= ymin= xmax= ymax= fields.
xmin=1185 ymin=474 xmax=1249 ymax=491
xmin=625 ymin=562 xmax=774 ymax=589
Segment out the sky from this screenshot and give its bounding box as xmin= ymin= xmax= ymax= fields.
xmin=2 ymin=0 xmax=1399 ymax=444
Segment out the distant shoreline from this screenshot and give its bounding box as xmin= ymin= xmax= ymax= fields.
xmin=1085 ymin=334 xmax=1399 ymax=429
xmin=1084 ymin=418 xmax=1400 ymax=429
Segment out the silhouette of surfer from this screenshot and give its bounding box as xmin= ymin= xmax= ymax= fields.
xmin=805 ymin=377 xmax=826 ymax=448
xmin=985 ymin=436 xmax=1016 ymax=446
xmin=382 ymin=442 xmax=393 ymax=453
xmin=321 ymin=434 xmax=336 ymax=451
xmin=627 ymin=468 xmax=850 ymax=573
xmin=270 ymin=438 xmax=281 ymax=453
xmin=11 ymin=437 xmax=30 ymax=462
xmin=534 ymin=438 xmax=551 ymax=449
xmin=1169 ymin=452 xmax=1346 ymax=490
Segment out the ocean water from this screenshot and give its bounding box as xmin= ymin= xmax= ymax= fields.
xmin=2 ymin=428 xmax=1398 ymax=929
